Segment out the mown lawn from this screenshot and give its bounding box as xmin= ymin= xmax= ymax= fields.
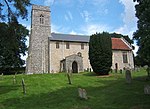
xmin=0 ymin=69 xmax=150 ymax=109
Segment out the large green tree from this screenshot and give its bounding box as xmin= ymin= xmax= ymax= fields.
xmin=0 ymin=18 xmax=29 ymax=69
xmin=133 ymin=0 xmax=150 ymax=67
xmin=89 ymin=32 xmax=112 ymax=75
xmin=0 ymin=0 xmax=30 ymax=21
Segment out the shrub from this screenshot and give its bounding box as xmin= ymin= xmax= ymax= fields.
xmin=89 ymin=32 xmax=112 ymax=75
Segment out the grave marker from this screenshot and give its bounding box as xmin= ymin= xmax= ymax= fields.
xmin=125 ymin=70 xmax=132 ymax=84
xmin=78 ymin=88 xmax=88 ymax=100
xmin=144 ymin=85 xmax=150 ymax=95
xmin=22 ymin=78 xmax=26 ymax=94
xmin=13 ymin=75 xmax=16 ymax=84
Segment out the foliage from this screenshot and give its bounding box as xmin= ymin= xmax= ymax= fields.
xmin=111 ymin=32 xmax=133 ymax=44
xmin=0 ymin=0 xmax=30 ymax=21
xmin=0 ymin=18 xmax=29 ymax=69
xmin=0 ymin=70 xmax=150 ymax=109
xmin=0 ymin=67 xmax=25 ymax=75
xmin=89 ymin=32 xmax=112 ymax=75
xmin=133 ymin=0 xmax=150 ymax=67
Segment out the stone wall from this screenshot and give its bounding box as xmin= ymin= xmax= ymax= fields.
xmin=26 ymin=5 xmax=51 ymax=74
xmin=49 ymin=41 xmax=91 ymax=73
xmin=112 ymin=50 xmax=134 ymax=70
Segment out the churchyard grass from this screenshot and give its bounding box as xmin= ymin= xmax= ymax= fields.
xmin=0 ymin=68 xmax=150 ymax=109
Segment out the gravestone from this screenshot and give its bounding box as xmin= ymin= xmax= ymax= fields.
xmin=120 ymin=69 xmax=122 ymax=74
xmin=22 ymin=78 xmax=26 ymax=94
xmin=125 ymin=70 xmax=132 ymax=84
xmin=67 ymin=73 xmax=72 ymax=84
xmin=13 ymin=75 xmax=16 ymax=84
xmin=82 ymin=89 xmax=88 ymax=100
xmin=146 ymin=67 xmax=150 ymax=77
xmin=1 ymin=73 xmax=3 ymax=80
xmin=78 ymin=88 xmax=88 ymax=100
xmin=78 ymin=88 xmax=83 ymax=98
xmin=144 ymin=85 xmax=150 ymax=95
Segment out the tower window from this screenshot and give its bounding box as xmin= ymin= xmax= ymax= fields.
xmin=40 ymin=14 xmax=44 ymax=24
xmin=56 ymin=42 xmax=59 ymax=49
xmin=122 ymin=52 xmax=128 ymax=63
xmin=81 ymin=43 xmax=84 ymax=49
xmin=66 ymin=42 xmax=70 ymax=49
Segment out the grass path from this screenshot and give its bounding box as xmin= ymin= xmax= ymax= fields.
xmin=0 ymin=69 xmax=150 ymax=109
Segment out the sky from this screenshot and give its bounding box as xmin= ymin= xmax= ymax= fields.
xmin=19 ymin=0 xmax=138 ymax=58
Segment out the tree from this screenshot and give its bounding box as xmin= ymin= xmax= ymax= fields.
xmin=89 ymin=32 xmax=112 ymax=75
xmin=0 ymin=18 xmax=29 ymax=70
xmin=0 ymin=0 xmax=30 ymax=21
xmin=111 ymin=32 xmax=133 ymax=44
xmin=133 ymin=0 xmax=150 ymax=67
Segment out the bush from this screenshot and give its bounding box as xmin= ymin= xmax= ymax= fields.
xmin=89 ymin=32 xmax=112 ymax=75
xmin=0 ymin=67 xmax=25 ymax=75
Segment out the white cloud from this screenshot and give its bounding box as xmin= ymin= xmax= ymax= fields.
xmin=69 ymin=30 xmax=77 ymax=35
xmin=116 ymin=0 xmax=137 ymax=38
xmin=81 ymin=23 xmax=110 ymax=35
xmin=44 ymin=0 xmax=55 ymax=6
xmin=80 ymin=10 xmax=91 ymax=22
xmin=64 ymin=15 xmax=69 ymax=21
xmin=64 ymin=11 xmax=73 ymax=21
xmin=68 ymin=11 xmax=73 ymax=21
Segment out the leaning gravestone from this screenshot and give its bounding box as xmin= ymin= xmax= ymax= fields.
xmin=67 ymin=73 xmax=72 ymax=84
xmin=125 ymin=70 xmax=132 ymax=84
xmin=78 ymin=88 xmax=88 ymax=100
xmin=22 ymin=78 xmax=26 ymax=94
xmin=144 ymin=85 xmax=150 ymax=95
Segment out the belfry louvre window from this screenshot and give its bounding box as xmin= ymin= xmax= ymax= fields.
xmin=122 ymin=52 xmax=128 ymax=63
xmin=81 ymin=43 xmax=84 ymax=49
xmin=66 ymin=42 xmax=70 ymax=49
xmin=56 ymin=42 xmax=59 ymax=49
xmin=40 ymin=14 xmax=44 ymax=24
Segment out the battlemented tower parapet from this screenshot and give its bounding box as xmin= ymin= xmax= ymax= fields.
xmin=26 ymin=5 xmax=51 ymax=74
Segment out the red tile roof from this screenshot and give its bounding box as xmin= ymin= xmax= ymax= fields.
xmin=112 ymin=38 xmax=132 ymax=50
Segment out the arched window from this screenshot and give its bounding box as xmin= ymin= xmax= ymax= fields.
xmin=40 ymin=14 xmax=44 ymax=24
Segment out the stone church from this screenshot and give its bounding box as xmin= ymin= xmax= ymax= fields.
xmin=26 ymin=5 xmax=134 ymax=74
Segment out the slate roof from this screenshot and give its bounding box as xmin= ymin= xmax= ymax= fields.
xmin=50 ymin=33 xmax=132 ymax=51
xmin=50 ymin=33 xmax=90 ymax=42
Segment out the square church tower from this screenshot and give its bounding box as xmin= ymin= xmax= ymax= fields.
xmin=26 ymin=5 xmax=51 ymax=74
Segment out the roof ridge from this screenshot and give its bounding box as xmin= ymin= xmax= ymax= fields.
xmin=51 ymin=32 xmax=89 ymax=37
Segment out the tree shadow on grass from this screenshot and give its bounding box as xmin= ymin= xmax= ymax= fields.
xmin=82 ymin=72 xmax=99 ymax=76
xmin=1 ymin=78 xmax=150 ymax=109
xmin=0 ymin=85 xmax=20 ymax=95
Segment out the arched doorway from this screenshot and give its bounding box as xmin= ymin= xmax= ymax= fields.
xmin=72 ymin=61 xmax=78 ymax=73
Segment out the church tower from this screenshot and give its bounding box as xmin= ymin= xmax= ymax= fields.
xmin=26 ymin=5 xmax=51 ymax=74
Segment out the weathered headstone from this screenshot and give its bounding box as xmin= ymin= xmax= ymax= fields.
xmin=120 ymin=69 xmax=122 ymax=74
xmin=146 ymin=67 xmax=150 ymax=77
xmin=78 ymin=88 xmax=88 ymax=100
xmin=67 ymin=73 xmax=72 ymax=84
xmin=144 ymin=85 xmax=150 ymax=95
xmin=78 ymin=88 xmax=83 ymax=98
xmin=82 ymin=89 xmax=88 ymax=100
xmin=125 ymin=70 xmax=132 ymax=84
xmin=13 ymin=75 xmax=16 ymax=84
xmin=22 ymin=78 xmax=26 ymax=94
xmin=1 ymin=73 xmax=3 ymax=80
